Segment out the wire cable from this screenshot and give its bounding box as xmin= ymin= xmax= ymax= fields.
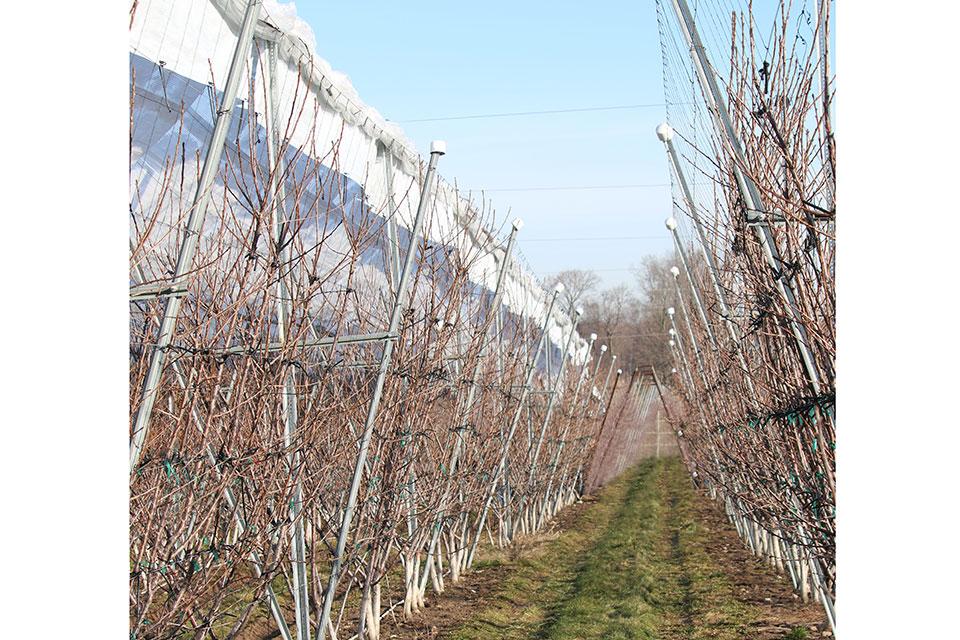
xmin=392 ymin=102 xmax=680 ymax=123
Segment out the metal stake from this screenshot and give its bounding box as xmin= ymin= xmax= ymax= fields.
xmin=528 ymin=307 xmax=582 ymax=484
xmin=317 ymin=141 xmax=446 ymax=639
xmin=264 ymin=39 xmax=311 ymax=639
xmin=465 ymin=284 xmax=562 ymax=567
xmin=657 ymin=124 xmax=757 ymax=399
xmin=130 ymin=0 xmax=263 ymax=471
xmin=668 ymin=0 xmax=823 ymax=397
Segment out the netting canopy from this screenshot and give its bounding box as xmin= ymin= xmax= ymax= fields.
xmin=130 ymin=0 xmax=587 ymax=360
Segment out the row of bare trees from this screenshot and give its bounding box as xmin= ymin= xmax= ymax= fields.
xmin=128 ymin=35 xmax=657 ymax=640
xmin=652 ymin=0 xmax=836 ymax=631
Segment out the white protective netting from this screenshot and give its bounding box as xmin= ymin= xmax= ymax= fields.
xmin=129 ymin=0 xmax=588 ymax=363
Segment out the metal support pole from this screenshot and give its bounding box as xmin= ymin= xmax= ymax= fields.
xmin=317 ymin=141 xmax=446 ymax=639
xmin=588 ymin=366 xmax=623 ymax=486
xmin=540 ymin=332 xmax=596 ymax=505
xmin=593 ymin=354 xmax=618 ymax=419
xmin=264 ymin=39 xmax=311 ymax=640
xmin=599 ymin=367 xmax=623 ymax=433
xmin=417 ymin=218 xmax=522 ymax=588
xmin=668 ymin=329 xmax=710 ymax=434
xmin=657 ymin=125 xmax=758 ymax=399
xmin=528 ymin=307 xmax=582 ymax=483
xmin=130 ymin=0 xmax=263 ymax=471
xmin=526 ymin=309 xmax=582 ymax=529
xmin=670 ymin=270 xmax=707 ymax=376
xmin=809 ymin=0 xmax=835 ymax=209
xmin=665 ymin=220 xmax=717 ymax=350
xmin=668 ymin=0 xmax=823 ymax=397
xmin=649 ymin=366 xmax=672 ymax=421
xmin=557 ymin=342 xmax=611 ymax=499
xmin=465 ymin=284 xmax=562 ymax=567
xmin=378 ymin=142 xmax=403 ymax=294
xmin=567 ymin=332 xmax=597 ymax=411
xmin=667 ymin=309 xmax=698 ymax=390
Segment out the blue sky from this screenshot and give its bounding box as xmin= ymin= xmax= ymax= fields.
xmin=294 ymin=1 xmax=676 ymax=288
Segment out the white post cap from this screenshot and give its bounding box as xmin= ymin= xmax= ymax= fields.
xmin=589 ymin=332 xmax=598 ymax=341
xmin=553 ymin=282 xmax=565 ymax=294
xmin=575 ymin=306 xmax=584 ymax=316
xmin=665 ymin=216 xmax=678 ymax=230
xmin=671 ymin=367 xmax=677 ymax=374
xmin=669 ymin=339 xmax=676 ymax=347
xmin=430 ymin=140 xmax=447 ymax=155
xmin=670 ymin=266 xmax=681 ymax=277
xmin=600 ymin=344 xmax=608 ymax=352
xmin=512 ymin=217 xmax=524 ymax=230
xmin=669 ymin=328 xmax=676 ymax=336
xmin=656 ymin=122 xmax=674 ymax=142
xmin=667 ymin=307 xmax=675 ymax=316
xmin=617 ymin=368 xmax=623 ymax=375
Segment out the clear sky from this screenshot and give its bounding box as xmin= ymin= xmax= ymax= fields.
xmin=293 ymin=1 xmax=676 ymax=289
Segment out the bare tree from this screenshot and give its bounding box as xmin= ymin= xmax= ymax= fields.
xmin=582 ymin=283 xmax=642 ymax=368
xmin=630 ymin=254 xmax=677 ymax=374
xmin=544 ymin=269 xmax=600 ymax=313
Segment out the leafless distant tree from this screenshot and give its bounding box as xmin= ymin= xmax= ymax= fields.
xmin=544 ymin=269 xmax=600 ymax=313
xmin=629 ymin=253 xmax=676 ymax=375
xmin=581 ymin=283 xmax=642 ymax=367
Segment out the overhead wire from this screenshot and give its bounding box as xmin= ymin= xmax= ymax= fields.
xmin=392 ymin=102 xmax=681 ymax=123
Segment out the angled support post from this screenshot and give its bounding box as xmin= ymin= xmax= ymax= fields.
xmin=540 ymin=332 xmax=597 ymax=507
xmin=664 ymin=217 xmax=718 ymax=350
xmin=377 ymin=141 xmax=402 ymax=294
xmin=592 ymin=352 xmax=618 ymax=419
xmin=557 ymin=340 xmax=608 ymax=499
xmin=527 ymin=307 xmax=582 ymax=485
xmin=668 ymin=0 xmax=823 ymax=397
xmin=587 ymin=366 xmax=623 ymax=489
xmin=657 ymin=124 xmax=758 ymax=399
xmin=669 ymin=272 xmax=708 ymax=379
xmin=317 ymin=141 xmax=446 ymax=639
xmin=130 ymin=0 xmax=264 ymax=471
xmin=465 ymin=284 xmax=563 ymax=567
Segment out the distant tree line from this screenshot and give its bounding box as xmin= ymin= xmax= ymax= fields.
xmin=544 ymin=251 xmax=700 ymax=376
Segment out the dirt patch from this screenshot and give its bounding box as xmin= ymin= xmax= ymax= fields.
xmin=379 ymin=497 xmax=598 ymax=640
xmin=690 ymin=487 xmax=830 ymax=638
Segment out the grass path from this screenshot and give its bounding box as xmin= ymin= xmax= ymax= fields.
xmin=437 ymin=457 xmax=826 ymax=640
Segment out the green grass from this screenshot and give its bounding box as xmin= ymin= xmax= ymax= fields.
xmin=449 ymin=465 xmax=643 ymax=640
xmin=450 ymin=458 xmax=760 ymax=640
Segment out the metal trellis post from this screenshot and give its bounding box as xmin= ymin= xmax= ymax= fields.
xmin=129 ymin=0 xmax=264 ymax=472
xmin=465 ymin=284 xmax=562 ymax=567
xmin=657 ymin=123 xmax=758 ymax=399
xmin=317 ymin=141 xmax=446 ymax=640
xmin=264 ymin=39 xmax=311 ymax=640
xmin=668 ymin=0 xmax=823 ymax=397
